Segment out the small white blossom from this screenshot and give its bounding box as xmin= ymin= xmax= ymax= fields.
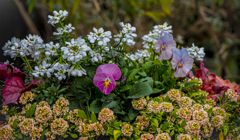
xmin=53 ymin=28 xmax=64 ymax=36
xmin=32 ymin=61 xmax=54 ymax=78
xmin=48 ymin=10 xmax=68 ymax=26
xmin=2 ymin=37 xmax=21 ymax=56
xmin=45 ymin=42 xmax=60 ymax=59
xmin=126 ymin=49 xmax=150 ymax=63
xmin=10 ymin=39 xmax=29 ymax=58
xmin=64 ymin=23 xmax=75 ymax=33
xmin=187 ymin=43 xmax=205 ymax=61
xmin=90 ymin=51 xmax=103 ymax=62
xmin=87 ymin=27 xmax=112 ymax=46
xmin=68 ymin=66 xmax=86 ymax=77
xmin=61 ymin=38 xmax=90 ymax=64
xmin=53 ymin=63 xmax=69 ymax=80
xmin=25 ymin=34 xmax=43 ymax=45
xmin=153 ymin=22 xmax=172 ymax=34
xmin=114 ymin=22 xmax=137 ymax=46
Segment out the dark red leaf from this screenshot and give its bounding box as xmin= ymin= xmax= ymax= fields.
xmin=21 ymin=79 xmax=45 ymax=93
xmin=0 ymin=69 xmax=8 ymax=81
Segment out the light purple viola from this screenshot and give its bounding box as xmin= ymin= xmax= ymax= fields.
xmin=171 ymin=48 xmax=194 ymax=77
xmin=155 ymin=31 xmax=176 ymax=60
xmin=93 ymin=64 xmax=121 ymax=95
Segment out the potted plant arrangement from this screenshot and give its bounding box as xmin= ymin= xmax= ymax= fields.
xmin=0 ymin=10 xmax=240 ymax=140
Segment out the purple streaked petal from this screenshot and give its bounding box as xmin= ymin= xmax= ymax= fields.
xmin=161 ymin=31 xmax=174 ymax=41
xmin=182 ymin=57 xmax=194 ymax=71
xmin=96 ymin=64 xmax=121 ymax=80
xmin=174 ymin=67 xmax=186 ymax=77
xmin=159 ymin=47 xmax=173 ymax=60
xmin=97 ymin=80 xmax=115 ymax=95
xmin=165 ymin=40 xmax=176 ymax=49
xmin=97 ymin=81 xmax=105 ymax=92
xmin=93 ymin=72 xmax=108 ymax=86
xmin=155 ymin=40 xmax=163 ymax=53
xmin=181 ymin=48 xmax=190 ymax=60
xmin=171 ymin=55 xmax=181 ymax=69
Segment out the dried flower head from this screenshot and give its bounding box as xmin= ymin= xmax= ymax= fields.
xmin=200 ymin=122 xmax=213 ymax=138
xmin=177 ymin=134 xmax=192 ymax=140
xmin=35 ymin=105 xmax=53 ymax=123
xmin=135 ymin=115 xmax=150 ymax=130
xmin=167 ymin=89 xmax=181 ymax=101
xmin=184 ymin=120 xmax=200 ymax=135
xmin=178 ymin=97 xmax=192 ymax=108
xmin=192 ymin=109 xmax=209 ymax=125
xmin=121 ymin=123 xmax=133 ymax=137
xmin=212 ymin=107 xmax=226 ymax=118
xmin=211 ymin=115 xmax=224 ymax=129
xmin=147 ymin=100 xmax=161 ymax=113
xmin=98 ymin=108 xmax=115 ymax=123
xmin=177 ymin=107 xmax=192 ymax=120
xmin=160 ymin=102 xmax=173 ymax=112
xmin=68 ymin=109 xmax=82 ymax=126
xmin=50 ymin=118 xmax=69 ymax=136
xmin=155 ymin=133 xmax=171 ymax=140
xmin=0 ymin=105 xmax=9 ymax=115
xmin=19 ymin=91 xmax=35 ymax=105
xmin=225 ymin=89 xmax=238 ymax=102
xmin=0 ymin=125 xmax=14 ymax=140
xmin=53 ymin=97 xmax=69 ymax=117
xmin=19 ymin=118 xmax=36 ymax=136
xmin=140 ymin=133 xmax=154 ymax=140
xmin=132 ymin=97 xmax=147 ymax=110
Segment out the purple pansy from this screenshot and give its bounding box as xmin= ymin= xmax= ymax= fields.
xmin=155 ymin=31 xmax=176 ymax=60
xmin=93 ymin=64 xmax=121 ymax=95
xmin=171 ymin=48 xmax=194 ymax=77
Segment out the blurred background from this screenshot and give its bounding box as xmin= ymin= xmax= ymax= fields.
xmin=0 ymin=0 xmax=240 ymax=83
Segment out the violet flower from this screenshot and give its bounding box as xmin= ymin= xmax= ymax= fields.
xmin=155 ymin=31 xmax=176 ymax=60
xmin=93 ymin=64 xmax=121 ymax=95
xmin=171 ymin=48 xmax=194 ymax=77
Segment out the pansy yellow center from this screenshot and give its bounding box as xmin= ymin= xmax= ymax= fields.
xmin=103 ymin=79 xmax=110 ymax=88
xmin=178 ymin=62 xmax=183 ymax=67
xmin=162 ymin=45 xmax=165 ymax=50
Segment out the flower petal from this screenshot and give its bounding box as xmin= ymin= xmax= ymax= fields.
xmin=155 ymin=39 xmax=163 ymax=53
xmin=166 ymin=40 xmax=176 ymax=49
xmin=174 ymin=67 xmax=186 ymax=77
xmin=96 ymin=64 xmax=121 ymax=80
xmin=93 ymin=72 xmax=107 ymax=86
xmin=159 ymin=47 xmax=173 ymax=60
xmin=171 ymin=55 xmax=181 ymax=69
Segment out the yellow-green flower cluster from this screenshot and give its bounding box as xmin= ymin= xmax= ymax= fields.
xmin=177 ymin=134 xmax=192 ymax=140
xmin=132 ymin=97 xmax=147 ymax=110
xmin=192 ymin=109 xmax=209 ymax=125
xmin=53 ymin=97 xmax=69 ymax=117
xmin=78 ymin=121 xmax=105 ymax=138
xmin=160 ymin=102 xmax=173 ymax=112
xmin=29 ymin=126 xmax=43 ymax=140
xmin=167 ymin=89 xmax=181 ymax=101
xmin=19 ymin=91 xmax=35 ymax=105
xmin=200 ymin=122 xmax=213 ymax=138
xmin=178 ymin=97 xmax=192 ymax=108
xmin=0 ymin=124 xmax=14 ymax=140
xmin=19 ymin=118 xmax=36 ymax=136
xmin=121 ymin=123 xmax=133 ymax=137
xmin=177 ymin=107 xmax=192 ymax=120
xmin=147 ymin=100 xmax=161 ymax=113
xmin=204 ymin=99 xmax=216 ymax=107
xmin=98 ymin=108 xmax=115 ymax=123
xmin=140 ymin=133 xmax=154 ymax=140
xmin=211 ymin=115 xmax=224 ymax=129
xmin=35 ymin=104 xmax=53 ymax=123
xmin=135 ymin=115 xmax=149 ymax=130
xmin=0 ymin=105 xmax=9 ymax=115
xmin=68 ymin=109 xmax=82 ymax=126
xmin=21 ymin=103 xmax=32 ymax=114
xmin=184 ymin=120 xmax=200 ymax=135
xmin=212 ymin=107 xmax=226 ymax=119
xmin=191 ymin=103 xmax=203 ymax=112
xmin=50 ymin=118 xmax=69 ymax=136
xmin=155 ymin=133 xmax=171 ymax=140
xmin=225 ymin=89 xmax=238 ymax=102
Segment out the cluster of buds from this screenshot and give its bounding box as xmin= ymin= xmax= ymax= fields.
xmin=53 ymin=97 xmax=69 ymax=117
xmin=21 ymin=103 xmax=31 ymax=114
xmin=155 ymin=133 xmax=171 ymax=140
xmin=200 ymin=122 xmax=213 ymax=138
xmin=121 ymin=123 xmax=133 ymax=137
xmin=45 ymin=131 xmax=56 ymax=139
xmin=68 ymin=109 xmax=82 ymax=126
xmin=50 ymin=118 xmax=69 ymax=136
xmin=178 ymin=97 xmax=193 ymax=108
xmin=184 ymin=120 xmax=200 ymax=135
xmin=135 ymin=115 xmax=149 ymax=130
xmin=147 ymin=100 xmax=161 ymax=113
xmin=177 ymin=107 xmax=192 ymax=120
xmin=166 ymin=116 xmax=176 ymax=123
xmin=185 ymin=77 xmax=203 ymax=90
xmin=0 ymin=105 xmax=9 ymax=115
xmin=140 ymin=133 xmax=154 ymax=140
xmin=191 ymin=103 xmax=203 ymax=112
xmin=35 ymin=104 xmax=53 ymax=123
xmin=167 ymin=89 xmax=181 ymax=101
xmin=177 ymin=134 xmax=192 ymax=140
xmin=160 ymin=102 xmax=173 ymax=112
xmin=37 ymin=101 xmax=50 ymax=108
xmin=211 ymin=115 xmax=224 ymax=129
xmin=78 ymin=122 xmax=105 ymax=138
xmin=0 ymin=124 xmax=14 ymax=140
xmin=204 ymin=99 xmax=216 ymax=107
xmin=98 ymin=108 xmax=115 ymax=123
xmin=225 ymin=89 xmax=238 ymax=102
xmin=19 ymin=91 xmax=35 ymax=105
xmin=226 ymin=133 xmax=235 ymax=140
xmin=203 ymin=104 xmax=212 ymax=111
xmin=212 ymin=107 xmax=226 ymax=119
xmin=29 ymin=126 xmax=43 ymax=139
xmin=8 ymin=115 xmax=25 ymax=128
xmin=192 ymin=109 xmax=209 ymax=125
xmin=132 ymin=97 xmax=147 ymax=110
xmin=19 ymin=118 xmax=36 ymax=136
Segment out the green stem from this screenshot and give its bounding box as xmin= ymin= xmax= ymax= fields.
xmin=20 ymin=56 xmax=32 ymax=72
xmin=24 ymin=56 xmax=33 ymax=72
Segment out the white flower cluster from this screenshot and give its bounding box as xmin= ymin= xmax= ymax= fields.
xmin=53 ymin=23 xmax=75 ymax=35
xmin=142 ymin=22 xmax=172 ymax=49
xmin=126 ymin=49 xmax=150 ymax=63
xmin=114 ymin=22 xmax=137 ymax=46
xmin=32 ymin=61 xmax=54 ymax=78
xmin=87 ymin=27 xmax=112 ymax=46
xmin=186 ymin=43 xmax=205 ymax=61
xmin=48 ymin=10 xmax=68 ymax=26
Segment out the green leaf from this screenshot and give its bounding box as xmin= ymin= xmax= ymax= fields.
xmin=120 ymin=85 xmax=131 ymax=92
xmin=24 ymin=136 xmax=31 ymax=140
xmin=219 ymin=131 xmax=224 ymax=140
xmin=190 ymin=92 xmax=200 ymax=98
xmin=152 ymin=88 xmax=164 ymax=93
xmin=144 ymin=11 xmax=166 ymax=21
xmin=159 ymin=0 xmax=171 ymax=15
xmin=127 ymin=69 xmax=140 ymax=82
xmin=90 ymin=99 xmax=102 ymax=113
xmin=223 ymin=125 xmax=228 ymax=135
xmin=184 ymin=81 xmax=197 ymax=89
xmin=170 ymin=130 xmax=175 ymax=137
xmin=12 ymin=119 xmax=18 ymax=129
xmin=63 ymin=134 xmax=69 ymax=138
xmin=18 ymin=133 xmax=23 ymax=139
xmin=29 ymin=102 xmax=37 ymax=117
xmin=138 ymin=71 xmax=147 ymax=77
xmin=40 ymin=129 xmax=48 ymax=140
xmin=91 ymin=112 xmax=98 ymax=123
xmin=162 ymin=121 xmax=170 ymax=129
xmin=69 ymin=133 xmax=78 ymax=138
xmin=113 ymin=130 xmax=122 ymax=140
xmin=128 ymin=108 xmax=138 ymax=120
xmin=112 ymin=105 xmax=125 ymax=115
xmin=181 ymin=120 xmax=186 ymax=127
xmin=102 ymin=93 xmax=120 ymax=109
xmin=78 ymin=110 xmax=87 ymax=119
xmin=151 ymin=118 xmax=159 ymax=126
xmin=127 ymin=82 xmax=153 ymax=99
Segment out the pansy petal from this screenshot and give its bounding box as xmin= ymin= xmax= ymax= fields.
xmin=181 ymin=48 xmax=190 ymax=60
xmin=105 ymin=83 xmax=114 ymax=95
xmin=96 ymin=64 xmax=121 ymax=80
xmin=93 ymin=72 xmax=107 ymax=86
xmin=173 ymin=48 xmax=181 ymax=57
xmin=161 ymin=31 xmax=174 ymax=41
xmin=155 ymin=39 xmax=163 ymax=53
xmin=171 ymin=55 xmax=181 ymax=69
xmin=159 ymin=48 xmax=173 ymax=60
xmin=97 ymin=81 xmax=105 ymax=93
xmin=174 ymin=67 xmax=186 ymax=77
xmin=166 ymin=40 xmax=176 ymax=49
xmin=182 ymin=57 xmax=194 ymax=71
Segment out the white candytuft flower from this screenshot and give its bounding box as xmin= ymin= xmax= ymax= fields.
xmin=126 ymin=49 xmax=150 ymax=63
xmin=48 ymin=10 xmax=68 ymax=26
xmin=53 ymin=23 xmax=75 ymax=35
xmin=53 ymin=63 xmax=69 ymax=80
xmin=45 ymin=42 xmax=60 ymax=59
xmin=53 ymin=28 xmax=64 ymax=36
xmin=32 ymin=61 xmax=54 ymax=78
xmin=68 ymin=66 xmax=87 ymax=77
xmin=87 ymin=27 xmax=112 ymax=46
xmin=61 ymin=38 xmax=90 ymax=64
xmin=2 ymin=37 xmax=21 ymax=56
xmin=186 ymin=43 xmax=205 ymax=61
xmin=90 ymin=51 xmax=103 ymax=62
xmin=114 ymin=22 xmax=137 ymax=46
xmin=10 ymin=39 xmax=29 ymax=58
xmin=142 ymin=22 xmax=172 ymax=49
